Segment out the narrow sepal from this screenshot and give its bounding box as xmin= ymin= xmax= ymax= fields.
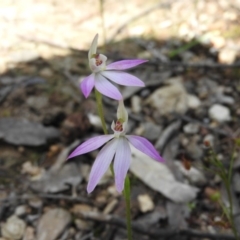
xmin=127 ymin=135 xmax=164 ymax=162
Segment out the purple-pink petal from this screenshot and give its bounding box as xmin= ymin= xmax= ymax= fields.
xmin=101 ymin=71 xmax=145 ymax=87
xmin=87 ymin=138 xmax=119 ymax=193
xmin=68 ymin=135 xmax=114 ymax=159
xmin=95 ymin=74 xmax=122 ymax=100
xmin=127 ymin=135 xmax=164 ymax=162
xmin=106 ymin=59 xmax=148 ymax=70
xmin=114 ymin=137 xmax=131 ymax=192
xmin=80 ymin=74 xmax=95 ymax=98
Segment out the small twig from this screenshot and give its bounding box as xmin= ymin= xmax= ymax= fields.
xmin=136 ymin=39 xmax=240 ymax=69
xmin=178 ymin=115 xmax=233 ymax=137
xmin=155 ymin=120 xmax=182 ymax=152
xmin=153 ymin=61 xmax=240 ymax=69
xmin=142 ymin=57 xmax=240 ymax=70
xmin=0 ymin=193 xmax=91 ymax=204
xmin=79 ymin=211 xmax=235 ymax=239
xmin=38 ymin=193 xmax=91 ymax=203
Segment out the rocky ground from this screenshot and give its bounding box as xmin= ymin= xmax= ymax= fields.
xmin=1 ymin=0 xmax=240 ymax=239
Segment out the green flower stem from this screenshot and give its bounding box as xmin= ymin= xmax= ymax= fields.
xmin=224 ymin=180 xmax=239 ymax=239
xmin=211 ymin=147 xmax=239 ymax=239
xmin=224 ymin=149 xmax=239 ymax=240
xmin=94 ymin=89 xmax=108 ymax=134
xmin=94 ymin=89 xmax=132 ymax=239
xmin=123 ymin=175 xmax=133 ymax=240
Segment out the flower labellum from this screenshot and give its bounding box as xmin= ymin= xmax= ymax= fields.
xmin=68 ymin=100 xmax=164 ymax=193
xmin=81 ymin=34 xmax=148 ymax=100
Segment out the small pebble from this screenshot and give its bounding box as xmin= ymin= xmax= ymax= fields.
xmin=183 ymin=123 xmax=199 ymax=134
xmin=131 ymin=95 xmax=142 ymax=113
xmin=23 ymin=226 xmax=35 ymax=240
xmin=208 ymin=104 xmax=231 ymax=122
xmin=1 ymin=215 xmax=26 ymax=240
xmin=40 ymin=67 xmax=53 ymax=77
xmin=141 ymin=122 xmax=162 ymax=141
xmin=137 ymin=194 xmax=154 ymax=213
xmin=203 ymin=134 xmax=214 ymax=147
xmin=75 ymin=219 xmax=93 ymax=231
xmin=103 ymin=199 xmax=118 ymax=214
xmin=15 ymin=205 xmax=27 ymax=216
xmin=187 ymin=94 xmax=201 ymax=109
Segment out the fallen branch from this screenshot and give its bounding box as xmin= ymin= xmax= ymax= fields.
xmin=0 ymin=193 xmax=91 ymax=204
xmin=155 ymin=61 xmax=240 ymax=69
xmin=177 ymin=115 xmax=233 ymax=137
xmin=136 ymin=38 xmax=240 ymax=69
xmin=108 ymin=0 xmax=178 ymax=43
xmin=79 ymin=211 xmax=235 ymax=239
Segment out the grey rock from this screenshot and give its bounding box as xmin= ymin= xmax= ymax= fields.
xmin=175 ymin=161 xmax=206 ymax=185
xmin=0 ymin=118 xmax=59 ymax=146
xmin=37 ymin=208 xmax=71 ymax=240
xmin=15 ymin=205 xmax=27 ymax=216
xmin=122 ymin=71 xmax=171 ymax=100
xmin=186 ymin=137 xmax=203 ymax=160
xmin=180 ymin=51 xmax=195 ymax=62
xmin=143 ymin=122 xmax=162 ymax=141
xmin=31 ymin=162 xmax=82 ymax=193
xmin=141 ymin=122 xmax=162 ymax=141
xmin=130 ymin=146 xmax=199 ymax=203
xmin=197 ymin=77 xmax=218 ymax=99
xmin=209 ymin=104 xmax=231 ymax=122
xmin=1 ymin=215 xmax=26 ymax=240
xmin=183 ymin=123 xmax=199 ymax=134
xmin=187 ymin=94 xmax=201 ymax=109
xmin=131 ymin=95 xmax=142 ymax=114
xmin=216 ymin=87 xmax=235 ymax=105
xmin=136 ymin=207 xmax=167 ymax=227
xmin=145 ymin=77 xmax=188 ymax=116
xmin=27 ymin=96 xmax=49 ymax=110
xmin=0 ymin=76 xmax=15 ymax=85
xmin=0 ymin=85 xmax=12 ymax=103
xmin=155 ymin=120 xmax=181 ymax=152
xmin=203 ymin=134 xmax=215 ymax=147
xmin=166 ymin=201 xmax=189 ymax=229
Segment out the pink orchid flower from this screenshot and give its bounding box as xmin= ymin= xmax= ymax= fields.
xmin=68 ymin=101 xmax=164 ymax=193
xmin=81 ymin=34 xmax=147 ymax=100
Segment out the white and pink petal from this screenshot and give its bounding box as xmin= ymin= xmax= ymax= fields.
xmin=127 ymin=135 xmax=164 ymax=162
xmin=87 ymin=138 xmax=118 ymax=193
xmin=114 ymin=137 xmax=131 ymax=192
xmin=68 ymin=135 xmax=114 ymax=159
xmin=95 ymin=74 xmax=122 ymax=100
xmin=101 ymin=71 xmax=145 ymax=87
xmin=80 ymin=74 xmax=95 ymax=98
xmin=106 ymin=59 xmax=148 ymax=70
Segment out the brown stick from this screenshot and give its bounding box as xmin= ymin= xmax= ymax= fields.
xmin=79 ymin=211 xmax=236 ymax=239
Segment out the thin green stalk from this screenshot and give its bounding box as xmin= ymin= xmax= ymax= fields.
xmin=94 ymin=89 xmax=108 ymax=134
xmin=123 ymin=175 xmax=133 ymax=240
xmin=224 ymin=180 xmax=239 ymax=239
xmin=209 ymin=148 xmax=239 ymax=239
xmin=95 ymin=89 xmax=133 ymax=239
xmin=223 ymin=147 xmax=239 ymax=239
xmin=228 ymin=147 xmax=236 ymax=184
